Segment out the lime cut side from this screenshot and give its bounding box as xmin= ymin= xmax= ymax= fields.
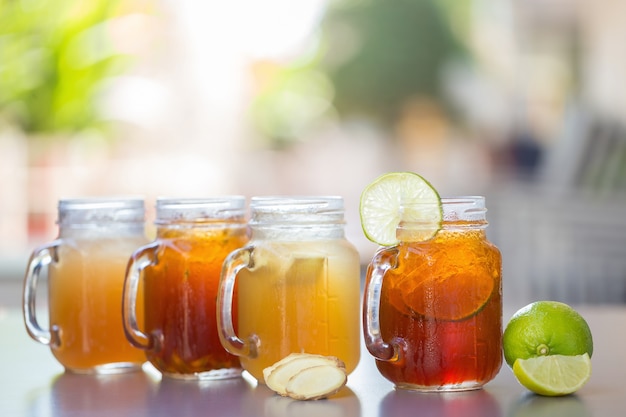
xmin=512 ymin=353 xmax=592 ymax=396
xmin=359 ymin=172 xmax=442 ymax=246
xmin=502 ymin=301 xmax=594 ymax=368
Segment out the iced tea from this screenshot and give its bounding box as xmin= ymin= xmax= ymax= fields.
xmin=48 ymin=237 xmax=147 ymax=371
xmin=364 ymin=197 xmax=502 ymax=390
xmin=143 ymin=226 xmax=248 ymax=375
xmin=236 ymin=240 xmax=361 ymax=381
xmin=123 ymin=197 xmax=248 ymax=379
xmin=218 ymin=196 xmax=361 ymax=383
xmin=23 ymin=198 xmax=147 ymax=374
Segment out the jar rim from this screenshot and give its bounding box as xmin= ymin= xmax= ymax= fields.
xmin=399 ymin=196 xmax=485 ymax=207
xmin=250 ymin=196 xmax=345 ymax=226
xmin=154 ymin=196 xmax=246 ymax=224
xmin=441 ymin=196 xmax=485 ymax=205
xmin=57 ymin=197 xmax=145 ymax=227
xmin=250 ymin=196 xmax=343 ymax=210
xmin=400 ymin=196 xmax=487 ymax=224
xmin=58 ymin=196 xmax=144 ymax=211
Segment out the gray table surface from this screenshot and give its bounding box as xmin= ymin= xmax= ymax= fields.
xmin=1 ymin=305 xmax=624 ymax=417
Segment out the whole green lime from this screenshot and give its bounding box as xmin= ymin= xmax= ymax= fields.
xmin=502 ymin=301 xmax=593 ymax=368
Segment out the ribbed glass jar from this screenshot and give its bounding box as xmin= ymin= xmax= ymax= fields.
xmin=24 ymin=198 xmax=148 ymax=374
xmin=364 ymin=197 xmax=503 ymax=391
xmin=218 ymin=196 xmax=361 ymax=383
xmin=123 ymin=197 xmax=249 ymax=380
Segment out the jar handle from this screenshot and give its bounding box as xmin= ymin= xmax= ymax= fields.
xmin=363 ymin=246 xmax=400 ymax=362
xmin=217 ymin=246 xmax=257 ymax=359
xmin=122 ymin=242 xmax=159 ymax=350
xmin=23 ymin=241 xmax=61 ymax=347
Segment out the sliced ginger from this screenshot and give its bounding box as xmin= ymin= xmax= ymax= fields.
xmin=285 ymin=364 xmax=347 ymax=400
xmin=263 ymin=353 xmax=347 ymax=400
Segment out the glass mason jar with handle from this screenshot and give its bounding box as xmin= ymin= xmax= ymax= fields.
xmin=23 ymin=198 xmax=148 ymax=374
xmin=217 ymin=196 xmax=361 ymax=383
xmin=363 ymin=197 xmax=502 ymax=391
xmin=122 ymin=197 xmax=249 ymax=380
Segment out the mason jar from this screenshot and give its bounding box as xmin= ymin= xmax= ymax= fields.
xmin=122 ymin=197 xmax=249 ymax=380
xmin=23 ymin=197 xmax=148 ymax=374
xmin=217 ymin=196 xmax=361 ymax=383
xmin=363 ymin=196 xmax=502 ymax=391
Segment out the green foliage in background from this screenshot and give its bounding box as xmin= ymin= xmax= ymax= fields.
xmin=0 ymin=0 xmax=132 ymax=136
xmin=251 ymin=65 xmax=336 ymax=149
xmin=319 ymin=0 xmax=468 ymax=125
xmin=251 ymin=0 xmax=470 ymax=147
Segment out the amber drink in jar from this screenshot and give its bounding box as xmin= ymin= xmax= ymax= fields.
xmin=217 ymin=196 xmax=361 ymax=383
xmin=123 ymin=197 xmax=248 ymax=379
xmin=364 ymin=197 xmax=502 ymax=391
xmin=23 ymin=198 xmax=148 ymax=373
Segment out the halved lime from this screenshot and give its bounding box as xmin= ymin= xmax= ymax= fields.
xmin=503 ymin=301 xmax=594 ymax=368
xmin=359 ymin=172 xmax=442 ymax=246
xmin=513 ymin=353 xmax=592 ymax=396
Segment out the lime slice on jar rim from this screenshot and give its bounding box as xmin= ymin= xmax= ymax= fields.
xmin=359 ymin=172 xmax=443 ymax=246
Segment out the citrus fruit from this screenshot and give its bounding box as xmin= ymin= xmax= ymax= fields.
xmin=503 ymin=301 xmax=593 ymax=368
xmin=390 ymin=271 xmax=495 ymax=321
xmin=359 ymin=172 xmax=442 ymax=246
xmin=512 ymin=353 xmax=592 ymax=396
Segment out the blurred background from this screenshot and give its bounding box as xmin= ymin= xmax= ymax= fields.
xmin=2 ymin=0 xmax=626 ymax=307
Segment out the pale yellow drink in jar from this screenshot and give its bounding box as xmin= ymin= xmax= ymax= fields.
xmin=49 ymin=237 xmax=146 ymax=372
xmin=236 ymin=239 xmax=361 ymax=382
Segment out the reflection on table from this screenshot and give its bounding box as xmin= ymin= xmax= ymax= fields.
xmin=379 ymin=388 xmax=501 ymax=417
xmin=24 ymin=366 xmax=595 ymax=417
xmin=3 ymin=306 xmax=626 ymax=417
xmin=33 ymin=367 xmax=362 ymax=417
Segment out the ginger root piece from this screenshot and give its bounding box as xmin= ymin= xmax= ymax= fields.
xmin=263 ymin=353 xmax=347 ymax=400
xmin=285 ymin=364 xmax=348 ymax=400
xmin=263 ymin=353 xmax=311 ymax=385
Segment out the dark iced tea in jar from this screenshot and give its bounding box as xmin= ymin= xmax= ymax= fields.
xmin=364 ymin=197 xmax=502 ymax=391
